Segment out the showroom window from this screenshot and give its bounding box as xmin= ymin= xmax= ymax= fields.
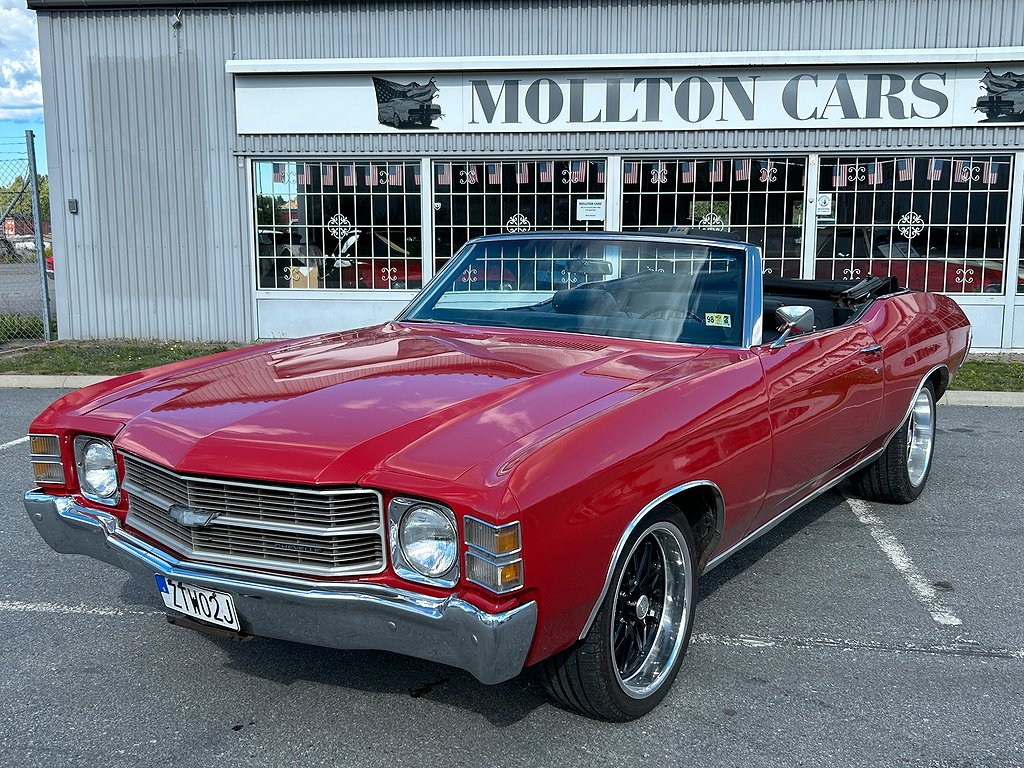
xmin=816 ymin=155 xmax=1013 ymax=293
xmin=620 ymin=156 xmax=807 ymax=278
xmin=253 ymin=160 xmax=423 ymax=290
xmin=432 ymin=159 xmax=607 ymax=273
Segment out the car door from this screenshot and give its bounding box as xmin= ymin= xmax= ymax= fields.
xmin=751 ymin=322 xmax=884 ymax=527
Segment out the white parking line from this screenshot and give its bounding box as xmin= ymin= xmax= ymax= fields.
xmin=0 ymin=599 xmax=159 ymax=618
xmin=846 ymin=495 xmax=963 ymax=627
xmin=691 ymin=632 xmax=1023 ymax=660
xmin=0 ymin=435 xmax=28 ymax=451
xmin=1 ymin=599 xmax=1016 ymax=662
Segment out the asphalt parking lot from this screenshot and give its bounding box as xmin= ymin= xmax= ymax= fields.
xmin=0 ymin=388 xmax=1021 ymax=768
xmin=0 ymin=262 xmax=54 ymax=327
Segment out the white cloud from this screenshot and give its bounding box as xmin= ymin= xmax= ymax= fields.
xmin=0 ymin=1 xmax=43 ymax=122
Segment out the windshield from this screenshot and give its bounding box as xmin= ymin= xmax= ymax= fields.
xmin=401 ymin=236 xmax=746 ymax=345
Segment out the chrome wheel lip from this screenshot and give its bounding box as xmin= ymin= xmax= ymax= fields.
xmin=610 ymin=522 xmax=693 ymax=700
xmin=906 ymin=388 xmax=935 ymax=488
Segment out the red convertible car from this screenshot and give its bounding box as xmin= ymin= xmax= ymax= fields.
xmin=24 ymin=232 xmax=970 ymax=720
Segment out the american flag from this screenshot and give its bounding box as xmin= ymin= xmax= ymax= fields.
xmin=364 ymin=165 xmax=377 ymax=185
xmin=867 ymin=163 xmax=883 ymax=185
xmin=678 ymin=161 xmax=694 ymax=183
xmin=953 ymin=160 xmax=971 ymax=184
xmin=538 ymin=161 xmax=553 ymax=183
xmin=436 ymin=163 xmax=452 ymax=185
xmin=464 ymin=164 xmax=479 ymax=184
xmin=595 ymin=162 xmax=605 ymax=184
xmin=413 ymin=167 xmax=421 ymax=186
xmin=487 ymin=163 xmax=502 ymax=184
xmin=897 ymin=158 xmax=914 ymax=182
xmin=570 ymin=160 xmax=587 ymax=182
xmin=321 ymin=164 xmax=334 ymax=187
xmin=927 ymin=159 xmax=945 ymax=181
xmin=623 ymin=161 xmax=639 ymax=184
xmin=709 ymin=160 xmax=725 ymax=183
xmin=733 ymin=159 xmax=750 ymax=181
xmin=296 ymin=163 xmax=311 ymax=185
xmin=983 ymin=161 xmax=999 ymax=184
xmin=833 ymin=164 xmax=848 ymax=188
xmin=342 ymin=165 xmax=355 ymax=187
xmin=515 ymin=162 xmax=530 ymax=184
xmin=388 ymin=164 xmax=404 ymax=186
xmin=272 ymin=163 xmax=286 ymax=182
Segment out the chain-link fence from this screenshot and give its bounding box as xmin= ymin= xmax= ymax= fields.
xmin=0 ymin=131 xmax=52 ymax=346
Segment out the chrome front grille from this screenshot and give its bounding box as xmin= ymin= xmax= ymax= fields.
xmin=121 ymin=453 xmax=385 ymax=576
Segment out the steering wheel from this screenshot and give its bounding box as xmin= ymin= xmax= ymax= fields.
xmin=638 ymin=306 xmax=705 ymax=323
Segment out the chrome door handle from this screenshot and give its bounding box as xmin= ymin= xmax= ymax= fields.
xmin=860 ymin=344 xmax=884 ymax=356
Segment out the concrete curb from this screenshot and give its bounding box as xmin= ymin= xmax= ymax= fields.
xmin=0 ymin=374 xmax=113 ymax=389
xmin=0 ymin=375 xmax=1022 ymax=406
xmin=939 ymin=390 xmax=1024 ymax=407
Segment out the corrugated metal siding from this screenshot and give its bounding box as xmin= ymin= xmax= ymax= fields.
xmin=230 ymin=0 xmax=1024 ymax=58
xmin=37 ymin=0 xmax=1024 ymax=341
xmin=40 ymin=8 xmax=247 ymax=341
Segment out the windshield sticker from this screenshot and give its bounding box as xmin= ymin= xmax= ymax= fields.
xmin=705 ymin=312 xmax=732 ymax=328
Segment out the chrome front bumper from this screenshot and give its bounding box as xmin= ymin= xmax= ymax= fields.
xmin=24 ymin=489 xmax=537 ymax=685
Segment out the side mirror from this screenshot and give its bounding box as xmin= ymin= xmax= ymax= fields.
xmin=769 ymin=305 xmax=815 ymax=349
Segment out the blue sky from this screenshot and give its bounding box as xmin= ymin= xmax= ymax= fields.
xmin=0 ymin=0 xmax=47 ymax=172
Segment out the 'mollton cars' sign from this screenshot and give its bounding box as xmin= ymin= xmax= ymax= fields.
xmin=234 ymin=64 xmax=1023 ymax=134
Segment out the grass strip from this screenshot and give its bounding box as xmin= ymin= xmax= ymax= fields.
xmin=949 ymin=359 xmax=1024 ymax=392
xmin=0 ymin=340 xmax=236 ymax=376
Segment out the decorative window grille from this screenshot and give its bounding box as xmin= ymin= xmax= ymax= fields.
xmin=432 ymin=159 xmax=607 ymax=275
xmin=620 ymin=156 xmax=807 ymax=278
xmin=253 ymin=160 xmax=423 ymax=290
xmin=815 ymin=155 xmax=1013 ymax=294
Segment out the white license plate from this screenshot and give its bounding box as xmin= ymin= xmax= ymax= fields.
xmin=155 ymin=575 xmax=240 ymax=631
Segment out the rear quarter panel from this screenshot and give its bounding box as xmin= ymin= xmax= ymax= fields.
xmin=861 ymin=291 xmax=970 ymax=450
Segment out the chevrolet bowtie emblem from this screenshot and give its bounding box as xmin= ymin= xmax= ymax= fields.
xmin=168 ymin=504 xmax=222 ymax=528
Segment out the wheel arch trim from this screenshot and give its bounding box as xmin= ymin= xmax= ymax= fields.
xmin=577 ymin=479 xmax=724 ymax=641
xmin=881 ymin=364 xmax=947 ymax=452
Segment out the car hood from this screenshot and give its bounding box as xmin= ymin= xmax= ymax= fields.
xmin=84 ymin=323 xmax=707 ymax=485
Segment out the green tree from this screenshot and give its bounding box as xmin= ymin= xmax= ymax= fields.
xmin=255 ymin=194 xmax=288 ymax=226
xmin=0 ymin=174 xmax=50 ymax=223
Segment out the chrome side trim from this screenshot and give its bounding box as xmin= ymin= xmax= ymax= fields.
xmin=578 ymin=479 xmax=724 ymax=640
xmin=704 ymin=363 xmax=949 ymax=572
xmin=703 ymin=449 xmax=881 ymax=572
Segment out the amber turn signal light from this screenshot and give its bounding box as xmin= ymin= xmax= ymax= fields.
xmin=466 ymin=551 xmax=524 ymax=593
xmin=29 ymin=434 xmax=65 ymax=485
xmin=464 ymin=516 xmax=521 ymax=556
xmin=30 ymin=435 xmax=60 ymax=457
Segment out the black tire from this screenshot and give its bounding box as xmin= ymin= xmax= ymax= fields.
xmin=854 ymin=381 xmax=936 ymax=504
xmin=540 ymin=504 xmax=697 ymax=721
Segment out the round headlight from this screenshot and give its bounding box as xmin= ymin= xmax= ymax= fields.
xmin=82 ymin=440 xmax=118 ymax=498
xmin=398 ymin=506 xmax=457 ymax=577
